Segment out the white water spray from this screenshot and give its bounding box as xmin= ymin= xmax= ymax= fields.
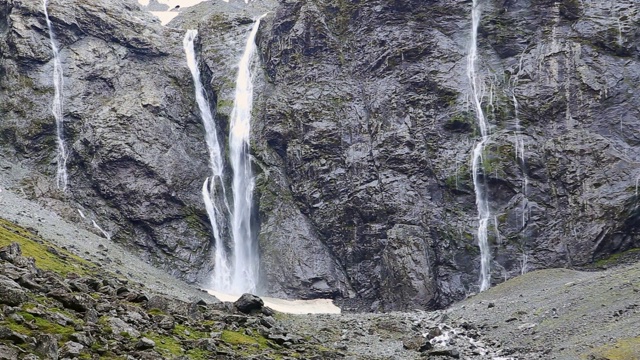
xmin=183 ymin=30 xmax=233 ymax=291
xmin=228 ymin=15 xmax=265 ymax=294
xmin=43 ymin=0 xmax=68 ymax=191
xmin=513 ymin=93 xmax=529 ymax=229
xmin=92 ymin=220 xmax=111 ymax=241
xmin=468 ymin=0 xmax=491 ymax=291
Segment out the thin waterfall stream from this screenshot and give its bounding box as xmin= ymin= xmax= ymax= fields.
xmin=43 ymin=0 xmax=68 ymax=191
xmin=228 ymin=15 xmax=265 ymax=294
xmin=183 ymin=30 xmax=233 ymax=291
xmin=468 ymin=0 xmax=491 ymax=291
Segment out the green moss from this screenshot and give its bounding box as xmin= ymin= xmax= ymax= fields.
xmin=4 ymin=321 xmax=32 ymax=336
xmin=147 ymin=308 xmax=166 ymax=316
xmin=182 ymin=207 xmax=209 ymax=238
xmin=3 ymin=312 xmax=75 ymax=345
xmin=216 ymin=98 xmax=234 ymax=109
xmin=220 ymin=329 xmax=271 ymax=354
xmin=173 ymin=324 xmax=206 ymax=340
xmin=221 ymin=330 xmax=258 ymax=346
xmin=186 ymin=348 xmax=213 ymax=360
xmin=17 ymin=311 xmax=35 ymax=322
xmin=33 ymin=316 xmax=75 ymax=340
xmin=98 ymin=316 xmax=113 ymax=334
xmin=144 ymin=332 xmax=183 ymax=356
xmin=0 ymin=219 xmax=95 ymax=276
xmin=594 ymin=248 xmax=640 ymax=268
xmin=587 ymin=337 xmax=640 ymax=360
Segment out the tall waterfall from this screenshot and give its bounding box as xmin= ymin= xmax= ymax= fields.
xmin=228 ymin=16 xmax=265 ymax=293
xmin=467 ymin=0 xmax=491 ymax=291
xmin=183 ymin=30 xmax=232 ymax=291
xmin=183 ymin=16 xmax=265 ymax=294
xmin=43 ymin=0 xmax=68 ymax=191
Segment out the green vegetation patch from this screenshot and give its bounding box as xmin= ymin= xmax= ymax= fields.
xmin=0 ymin=218 xmax=95 ymax=276
xmin=173 ymin=324 xmax=207 ymax=340
xmin=147 ymin=308 xmax=166 ymax=316
xmin=594 ymin=248 xmax=640 ymax=268
xmin=2 ymin=311 xmax=76 ymax=346
xmin=587 ymin=337 xmax=640 ymax=360
xmin=144 ymin=332 xmax=183 ymax=357
xmin=221 ymin=330 xmax=260 ymax=346
xmin=186 ymin=348 xmax=213 ymax=360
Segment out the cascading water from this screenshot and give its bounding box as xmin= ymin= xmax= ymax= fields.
xmin=467 ymin=0 xmax=491 ymax=292
xmin=513 ymin=93 xmax=528 ymax=228
xmin=183 ymin=30 xmax=233 ymax=291
xmin=513 ymin=92 xmax=530 ymax=274
xmin=43 ymin=0 xmax=68 ymax=191
xmin=228 ymin=15 xmax=265 ymax=293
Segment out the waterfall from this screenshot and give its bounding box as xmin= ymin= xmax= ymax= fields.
xmin=228 ymin=15 xmax=265 ymax=294
xmin=183 ymin=30 xmax=232 ymax=291
xmin=467 ymin=0 xmax=491 ymax=291
xmin=43 ymin=0 xmax=68 ymax=191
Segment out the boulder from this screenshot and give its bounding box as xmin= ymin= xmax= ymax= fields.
xmin=0 ymin=344 xmax=18 ymax=360
xmin=136 ymin=337 xmax=155 ymax=350
xmin=59 ymin=341 xmax=84 ymax=358
xmin=108 ymin=317 xmax=140 ymax=338
xmin=234 ymin=294 xmax=264 ymax=314
xmin=0 ymin=275 xmax=28 ymax=306
xmin=35 ymin=334 xmax=59 ymax=360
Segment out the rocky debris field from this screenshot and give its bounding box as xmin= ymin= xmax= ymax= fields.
xmin=0 ymin=228 xmax=349 ymax=359
xmin=445 ymin=262 xmax=640 ymax=360
xmin=0 ymin=187 xmax=638 ymax=359
xmin=1 ymin=207 xmax=639 ymax=359
xmin=0 ymin=215 xmax=510 ymax=359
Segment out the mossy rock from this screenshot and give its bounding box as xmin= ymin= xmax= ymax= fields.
xmin=444 ymin=112 xmax=474 ymax=133
xmin=0 ymin=219 xmax=96 ymax=276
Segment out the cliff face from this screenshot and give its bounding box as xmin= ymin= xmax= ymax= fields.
xmin=1 ymin=0 xmax=639 ymax=311
xmin=0 ymin=0 xmax=214 ymax=281
xmin=252 ymin=0 xmax=640 ymax=310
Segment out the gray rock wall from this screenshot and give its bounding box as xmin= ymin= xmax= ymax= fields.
xmin=1 ymin=0 xmax=639 ymax=311
xmin=252 ymin=0 xmax=640 ymax=310
xmin=0 ymin=0 xmax=213 ymax=282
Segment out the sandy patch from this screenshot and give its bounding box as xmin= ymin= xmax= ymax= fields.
xmin=207 ymin=290 xmax=341 ymax=315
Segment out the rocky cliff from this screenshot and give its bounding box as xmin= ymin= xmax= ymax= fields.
xmin=1 ymin=0 xmax=215 ymax=282
xmin=1 ymin=0 xmax=639 ymax=312
xmin=252 ymin=0 xmax=640 ymax=310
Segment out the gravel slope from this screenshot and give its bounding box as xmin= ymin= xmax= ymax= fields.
xmin=446 ymin=265 xmax=640 ymax=359
xmin=0 ymin=185 xmax=218 ymax=305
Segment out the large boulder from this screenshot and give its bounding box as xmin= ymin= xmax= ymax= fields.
xmin=0 ymin=275 xmax=28 ymax=306
xmin=234 ymin=293 xmax=264 ymax=314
